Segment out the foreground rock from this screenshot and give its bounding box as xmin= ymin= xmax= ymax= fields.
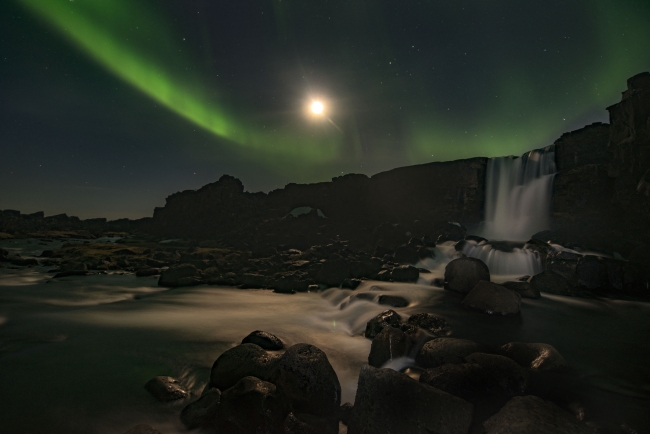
xmin=465 ymin=353 xmax=529 ymax=396
xmin=241 ymin=330 xmax=284 ymax=351
xmin=419 ymin=363 xmax=491 ymax=401
xmin=444 ymin=257 xmax=491 ymax=294
xmin=180 ymin=388 xmax=221 ymax=429
xmin=217 ymin=376 xmax=289 ymax=433
xmin=501 ymin=281 xmax=540 ymax=299
xmin=501 ymin=342 xmax=570 ymax=372
xmin=144 ymin=376 xmax=188 ymax=402
xmin=483 ymin=395 xmax=596 ymax=434
xmin=283 ymin=412 xmax=339 ymax=434
xmin=364 ymin=309 xmax=402 ymax=339
xmin=416 ymin=338 xmax=482 ymax=369
xmin=407 ymin=313 xmax=451 ymax=336
xmin=123 ymin=424 xmax=163 ymax=434
xmin=276 ymin=343 xmax=341 ymax=417
xmin=368 ymin=326 xmax=410 ymax=367
xmin=210 ymin=343 xmax=280 ymax=390
xmin=347 ymin=366 xmax=473 ymax=434
xmin=462 ymin=281 xmax=521 ymax=315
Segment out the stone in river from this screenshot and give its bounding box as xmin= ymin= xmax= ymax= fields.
xmin=444 ymin=257 xmax=490 ymax=294
xmin=462 ymin=281 xmax=521 ymax=315
xmin=144 ymin=376 xmax=189 ymax=402
xmin=241 ymin=330 xmax=285 ymax=351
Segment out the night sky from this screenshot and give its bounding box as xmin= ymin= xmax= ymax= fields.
xmin=1 ymin=0 xmax=649 ymax=219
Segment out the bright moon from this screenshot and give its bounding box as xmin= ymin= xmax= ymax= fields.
xmin=311 ymin=101 xmax=324 ymax=114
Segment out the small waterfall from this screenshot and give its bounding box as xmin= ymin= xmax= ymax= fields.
xmin=479 ymin=145 xmax=557 ymax=241
xmin=461 ymin=240 xmax=543 ymax=276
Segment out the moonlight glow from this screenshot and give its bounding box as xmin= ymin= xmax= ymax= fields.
xmin=311 ymin=101 xmax=324 ymax=115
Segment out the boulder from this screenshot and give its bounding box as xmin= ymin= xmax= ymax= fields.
xmin=390 ymin=265 xmax=420 ymax=282
xmin=394 ymin=246 xmax=419 ymax=264
xmin=275 ymin=344 xmax=341 ymax=417
xmin=135 ymin=268 xmax=161 ymax=277
xmin=368 ymin=326 xmax=410 ymax=368
xmin=377 ymin=294 xmax=409 ymax=307
xmin=123 ymin=424 xmax=163 ymax=434
xmin=364 ymin=309 xmax=402 ymax=339
xmin=180 ymin=388 xmax=221 ymax=429
xmin=210 ymin=343 xmax=280 ymax=391
xmin=407 ymin=313 xmax=451 ymax=336
xmin=347 ymin=366 xmax=473 ymax=434
xmin=372 ymin=246 xmax=393 ymax=258
xmin=316 ymin=258 xmax=350 ymax=287
xmin=500 ymin=342 xmax=569 ymax=372
xmin=144 ymin=376 xmax=189 ymax=402
xmin=158 ymin=264 xmax=202 ymax=287
xmin=53 ymin=270 xmax=88 ymax=278
xmin=465 ymin=353 xmax=529 ymax=396
xmin=444 ymin=257 xmax=490 ymax=294
xmin=283 ymin=412 xmax=339 ymax=434
xmin=338 ymin=402 xmax=353 ymax=425
xmin=241 ymin=330 xmax=285 ymax=351
xmin=217 ymin=376 xmax=289 ymax=434
xmin=576 ymin=255 xmax=608 ymax=290
xmin=462 ymin=281 xmax=521 ymax=315
xmin=416 ymin=338 xmax=482 ymax=369
xmin=501 ymin=281 xmax=540 ymax=299
xmin=530 ymin=271 xmax=574 ymax=296
xmin=483 ymin=395 xmax=597 ymax=434
xmin=341 ymin=278 xmax=362 ymax=289
xmin=419 ymin=363 xmax=491 ymax=401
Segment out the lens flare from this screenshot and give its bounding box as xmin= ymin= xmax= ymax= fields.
xmin=311 ymin=101 xmax=324 ymax=114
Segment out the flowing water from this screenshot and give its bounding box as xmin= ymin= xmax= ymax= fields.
xmin=1 ymin=239 xmax=649 ymax=433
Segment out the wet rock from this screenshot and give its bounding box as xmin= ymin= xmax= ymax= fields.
xmin=180 ymin=388 xmax=221 ymax=429
xmin=123 ymin=424 xmax=163 ymax=434
xmin=501 ymin=342 xmax=570 ymax=372
xmin=378 ymin=294 xmax=409 ymax=307
xmin=462 ymin=281 xmax=521 ymax=315
xmin=501 ymin=281 xmax=540 ymax=299
xmin=390 ymin=265 xmax=419 ymax=282
xmin=241 ymin=330 xmax=284 ymax=351
xmin=283 ymin=412 xmax=339 ymax=434
xmin=273 ymin=277 xmax=309 ymax=294
xmin=444 ymin=257 xmax=490 ymax=294
xmin=407 ymin=313 xmax=450 ymax=336
xmin=416 ymin=338 xmax=482 ymax=369
xmin=465 ymin=353 xmax=529 ymax=396
xmin=364 ymin=309 xmax=402 ymax=339
xmin=210 ymin=343 xmax=280 ymax=391
xmin=347 ymin=366 xmax=473 ymax=434
xmin=530 ymin=270 xmax=574 ymax=295
xmin=419 ymin=363 xmax=491 ymax=401
xmin=276 ymin=343 xmax=341 ymax=417
xmin=483 ymin=395 xmax=597 ymax=434
xmin=158 ymin=264 xmax=202 ymax=287
xmin=144 ymin=376 xmax=189 ymax=402
xmin=316 ymin=258 xmax=350 ymax=287
xmin=341 ymin=278 xmax=362 ymax=289
xmin=422 ymin=235 xmax=436 ymax=247
xmin=576 ymin=255 xmax=608 ymax=290
xmin=9 ymin=257 xmax=39 ymax=266
xmin=394 ymin=246 xmax=419 ymax=264
xmin=368 ymin=326 xmax=410 ymax=367
xmin=338 ymin=402 xmax=353 ymax=425
xmin=373 ymin=246 xmax=393 ymax=258
xmin=547 ymin=251 xmax=582 ymax=285
xmin=135 ymin=268 xmax=161 ymax=277
xmin=53 ymin=270 xmax=88 ymax=278
xmin=217 ymin=376 xmax=289 ymax=434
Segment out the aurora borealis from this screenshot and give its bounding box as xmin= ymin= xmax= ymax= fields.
xmin=1 ymin=0 xmax=649 ymax=218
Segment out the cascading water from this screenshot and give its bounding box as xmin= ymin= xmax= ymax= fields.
xmin=480 ymin=145 xmax=557 ymax=241
xmin=462 ymin=145 xmax=557 ymax=276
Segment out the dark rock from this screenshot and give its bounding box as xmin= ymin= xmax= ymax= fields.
xmin=158 ymin=264 xmax=201 ymax=287
xmin=217 ymin=376 xmax=289 ymax=434
xmin=241 ymin=330 xmax=284 ymax=351
xmin=210 ymin=343 xmax=280 ymax=391
xmin=390 ymin=265 xmax=419 ymax=282
xmin=180 ymin=388 xmax=221 ymax=429
xmin=273 ymin=277 xmax=308 ymax=293
xmin=547 ymin=251 xmax=582 ymax=285
xmin=432 ymin=277 xmax=444 ymax=287
xmin=483 ymin=395 xmax=597 ymax=434
xmin=347 ymin=366 xmax=473 ymax=434
xmin=144 ymin=376 xmax=189 ymax=402
xmin=530 ymin=270 xmax=574 ymax=295
xmin=576 ymin=255 xmax=608 ymax=290
xmin=462 ymin=281 xmax=521 ymax=315
xmin=123 ymin=424 xmax=163 ymax=434
xmin=372 ymin=246 xmax=393 ymax=258
xmin=52 ymin=270 xmax=89 ymax=278
xmin=276 ymin=343 xmax=341 ymax=417
xmin=283 ymin=412 xmax=339 ymax=434
xmin=338 ymin=402 xmax=353 ymax=425
xmin=422 ymin=235 xmax=436 ymax=247
xmin=394 ymin=246 xmax=419 ymax=264
xmin=416 ymin=338 xmax=482 ymax=369
xmin=407 ymin=237 xmax=424 ymax=248
xmin=368 ymin=326 xmax=410 ymax=367
xmin=501 ymin=281 xmax=540 ymax=299
xmin=135 ymin=268 xmax=161 ymax=277
xmin=444 ymin=257 xmax=490 ymax=294
xmin=407 ymin=313 xmax=450 ymax=335
xmin=419 ymin=363 xmax=491 ymax=401
xmin=7 ymin=257 xmax=39 ymax=266
xmin=500 ymin=342 xmax=570 ymax=372
xmin=316 ymin=258 xmax=350 ymax=287
xmin=341 ymin=278 xmax=362 ymax=289
xmin=465 ymin=353 xmax=529 ymax=396
xmin=364 ymin=309 xmax=402 ymax=339
xmin=377 ymin=294 xmax=409 ymax=307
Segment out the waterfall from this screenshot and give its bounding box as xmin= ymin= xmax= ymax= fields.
xmin=479 ymin=145 xmax=557 ymax=241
